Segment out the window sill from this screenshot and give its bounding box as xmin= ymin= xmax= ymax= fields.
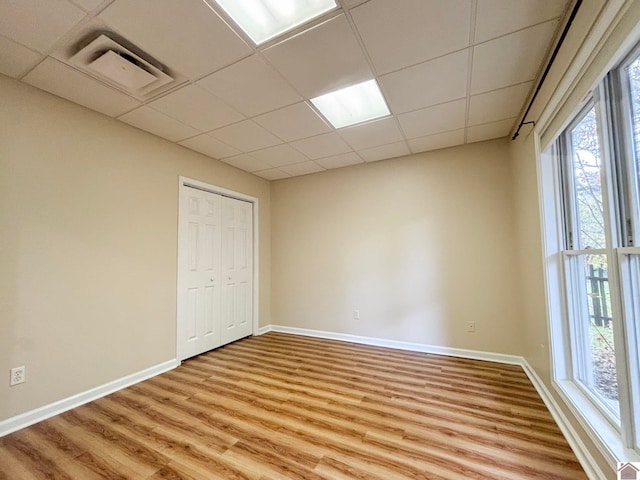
xmin=554 ymin=379 xmax=640 ymax=467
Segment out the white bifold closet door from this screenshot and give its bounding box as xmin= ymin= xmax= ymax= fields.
xmin=178 ymin=186 xmax=253 ymax=360
xmin=220 ymin=194 xmax=253 ymax=346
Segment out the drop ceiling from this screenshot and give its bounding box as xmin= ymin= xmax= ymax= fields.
xmin=0 ymin=0 xmax=570 ymax=180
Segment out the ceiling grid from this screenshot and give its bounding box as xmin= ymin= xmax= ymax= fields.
xmin=0 ymin=0 xmax=572 ymax=179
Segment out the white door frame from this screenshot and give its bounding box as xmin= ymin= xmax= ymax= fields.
xmin=176 ymin=176 xmax=259 ymax=361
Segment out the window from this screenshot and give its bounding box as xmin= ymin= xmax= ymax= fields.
xmin=619 ymin=47 xmax=640 ymax=452
xmin=548 ymin=43 xmax=640 ymax=459
xmin=560 ymin=104 xmax=620 ymax=420
xmin=566 ymin=106 xmax=606 ymax=251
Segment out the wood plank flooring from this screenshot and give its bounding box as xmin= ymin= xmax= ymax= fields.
xmin=0 ymin=332 xmax=587 ymax=479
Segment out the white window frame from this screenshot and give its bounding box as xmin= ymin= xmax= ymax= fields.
xmin=541 ymin=137 xmax=634 ymax=469
xmin=557 ymin=93 xmax=623 ymax=427
xmin=541 ymin=47 xmax=640 ymax=465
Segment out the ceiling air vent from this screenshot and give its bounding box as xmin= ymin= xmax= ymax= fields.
xmin=69 ymin=34 xmax=174 ymax=99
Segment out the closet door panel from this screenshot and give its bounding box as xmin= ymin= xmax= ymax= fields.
xmin=220 ymin=196 xmax=253 ymax=346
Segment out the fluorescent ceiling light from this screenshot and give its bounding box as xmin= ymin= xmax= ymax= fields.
xmin=213 ymin=0 xmax=337 ymax=45
xmin=311 ymin=80 xmax=391 ymax=129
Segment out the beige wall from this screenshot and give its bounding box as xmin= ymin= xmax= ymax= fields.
xmin=2 ymin=1 xmax=635 ymax=474
xmin=0 ymin=75 xmax=271 ymax=420
xmin=509 ymin=135 xmax=549 ymax=375
xmin=271 ymin=139 xmax=524 ymax=355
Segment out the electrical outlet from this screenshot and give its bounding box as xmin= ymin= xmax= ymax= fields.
xmin=10 ymin=366 xmax=25 ymax=386
xmin=466 ymin=321 xmax=476 ymax=333
xmin=353 ymin=309 xmax=360 ymax=320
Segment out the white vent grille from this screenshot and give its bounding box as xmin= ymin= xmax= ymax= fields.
xmin=69 ymin=34 xmax=174 ymax=98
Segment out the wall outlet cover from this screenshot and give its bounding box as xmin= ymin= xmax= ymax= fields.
xmin=10 ymin=366 xmax=25 ymax=386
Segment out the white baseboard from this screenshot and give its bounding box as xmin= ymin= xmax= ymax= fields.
xmin=268 ymin=324 xmax=523 ymax=364
xmin=266 ymin=324 xmax=606 ymax=479
xmin=0 ymin=359 xmax=179 ymax=437
xmin=255 ymin=325 xmax=271 ymax=336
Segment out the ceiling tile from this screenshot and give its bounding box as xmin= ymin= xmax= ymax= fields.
xmin=471 ymin=20 xmax=558 ymax=94
xmin=0 ymin=0 xmax=86 ymax=53
xmin=358 ymin=141 xmax=411 ymax=162
xmin=211 ymin=120 xmax=282 ymax=152
xmin=341 ymin=0 xmax=368 ymax=7
xmin=0 ymin=36 xmax=42 ymax=78
xmin=475 ymin=0 xmax=568 ymax=43
xmin=178 ymin=133 xmax=241 ymax=159
xmin=69 ymin=0 xmax=104 ymax=12
xmin=254 ymin=168 xmax=291 ymax=181
xmin=279 ymin=161 xmax=325 ymax=176
xmin=408 ymin=129 xmax=465 ymax=153
xmin=197 ymin=54 xmax=302 ymax=117
xmin=351 ymin=0 xmax=472 ymax=75
xmin=262 ymin=14 xmax=372 ymax=98
xmin=148 ymin=84 xmax=244 ymax=132
xmin=99 ymin=0 xmax=251 ymax=79
xmin=254 ymin=102 xmax=331 ymax=142
xmin=398 ymin=100 xmax=467 ymax=139
xmin=23 ymin=57 xmax=140 ymax=117
xmin=315 ymin=152 xmax=363 ymax=169
xmin=339 ymin=117 xmax=404 ymax=150
xmin=290 ymin=132 xmax=352 ymax=159
xmin=380 ymin=50 xmax=468 ymax=114
xmin=118 ymin=106 xmax=199 ymax=141
xmin=466 ymin=118 xmax=516 ymax=143
xmin=468 ymin=82 xmax=532 ymax=126
xmin=250 ymin=144 xmax=309 ymax=167
xmin=223 ymin=153 xmax=272 ymax=172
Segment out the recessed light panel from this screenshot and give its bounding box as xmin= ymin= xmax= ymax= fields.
xmin=213 ymin=0 xmax=337 ymax=45
xmin=311 ymin=79 xmax=391 ymax=129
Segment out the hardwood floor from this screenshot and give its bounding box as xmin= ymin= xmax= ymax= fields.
xmin=0 ymin=332 xmax=587 ymax=479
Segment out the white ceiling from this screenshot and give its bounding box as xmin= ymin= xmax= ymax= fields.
xmin=0 ymin=0 xmax=570 ymax=180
